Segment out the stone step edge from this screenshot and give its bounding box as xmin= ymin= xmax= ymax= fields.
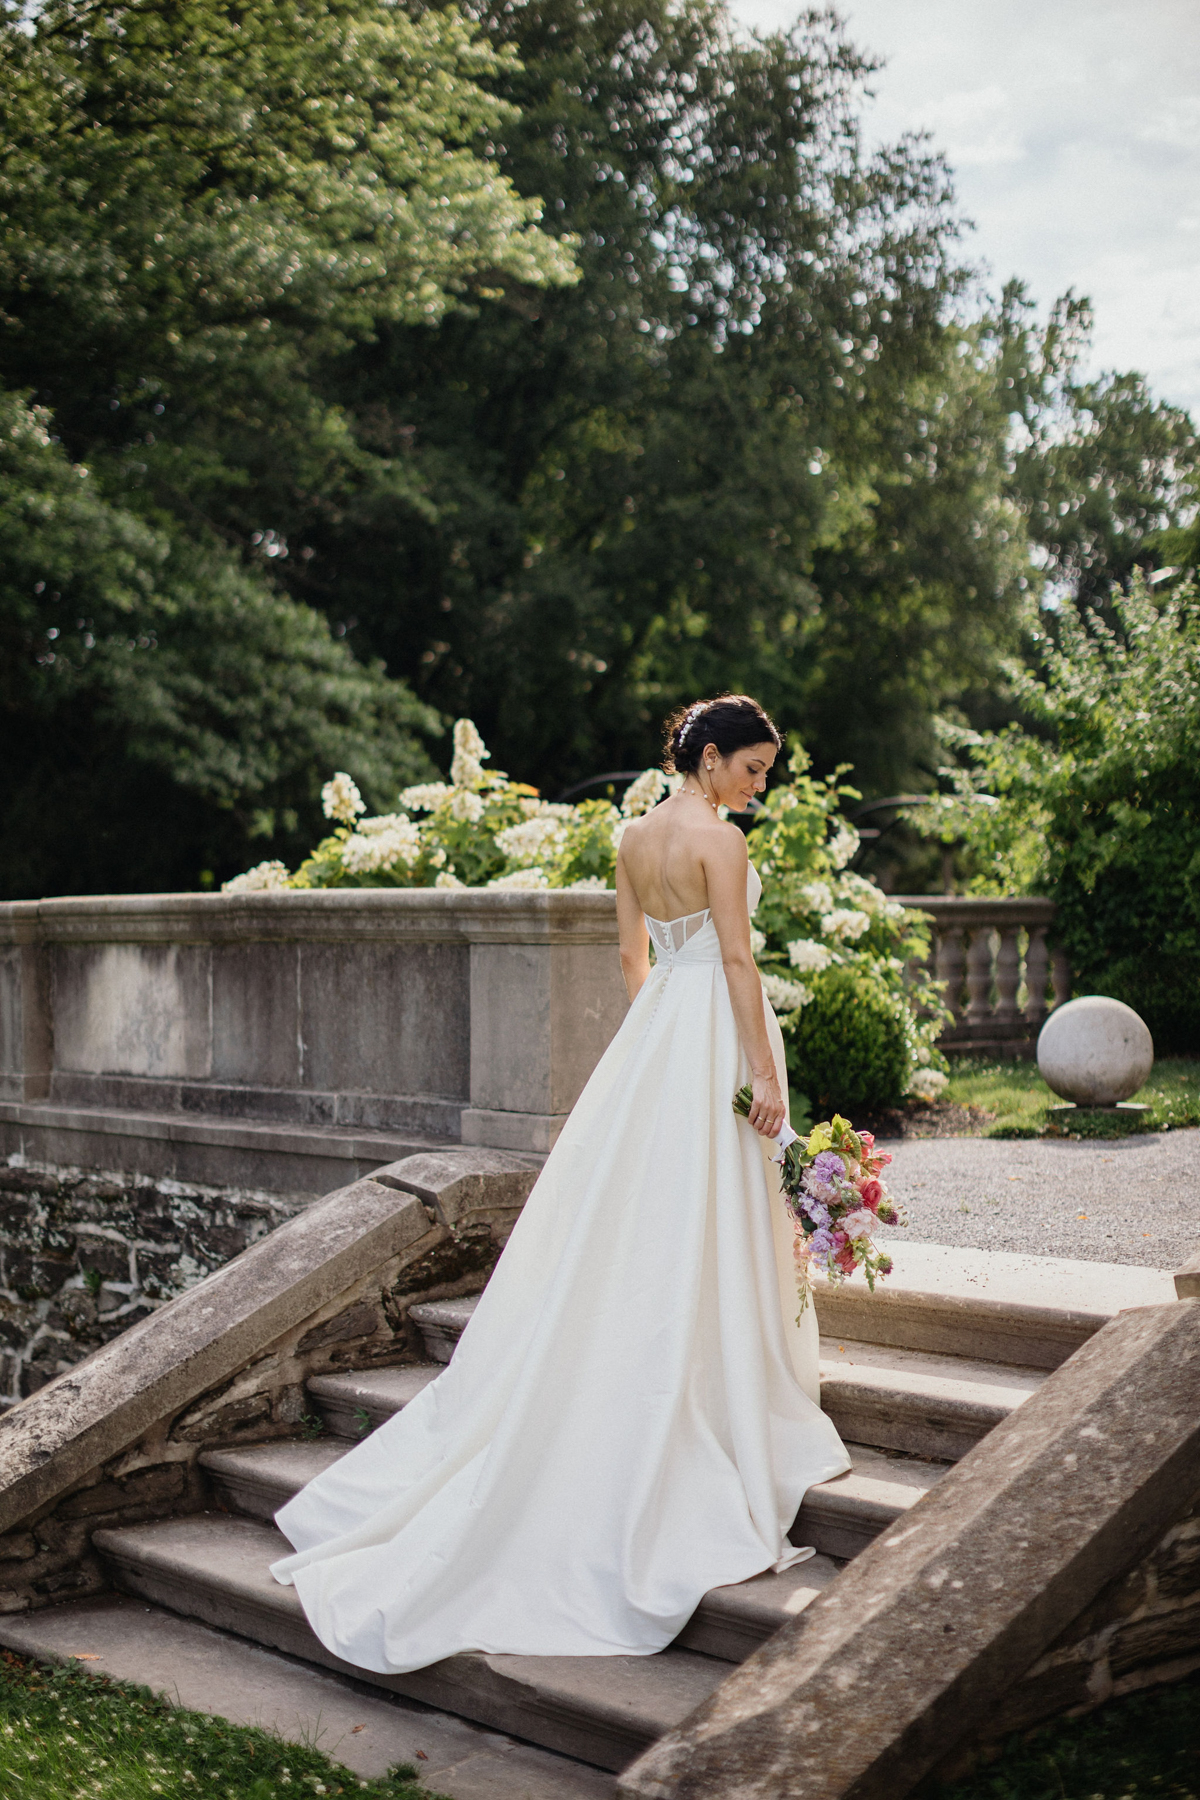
xmin=92 ymin=1518 xmax=730 ymax=1774
xmin=195 ymin=1441 xmax=846 ymax=1663
xmin=0 ymin=1595 xmax=616 ymax=1800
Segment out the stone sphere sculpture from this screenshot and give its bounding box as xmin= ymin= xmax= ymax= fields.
xmin=1037 ymin=995 xmax=1154 ymax=1106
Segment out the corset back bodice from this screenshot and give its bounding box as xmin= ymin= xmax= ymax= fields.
xmin=644 ymin=863 xmax=762 ymax=968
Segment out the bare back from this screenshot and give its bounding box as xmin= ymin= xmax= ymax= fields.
xmin=618 ymin=798 xmax=736 ymax=923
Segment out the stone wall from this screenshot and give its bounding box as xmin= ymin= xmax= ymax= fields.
xmin=0 ymin=1156 xmax=308 ymax=1408
xmin=0 ymin=890 xmax=629 ymax=1185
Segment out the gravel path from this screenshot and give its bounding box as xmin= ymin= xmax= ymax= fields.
xmin=872 ymin=1129 xmax=1199 ymax=1270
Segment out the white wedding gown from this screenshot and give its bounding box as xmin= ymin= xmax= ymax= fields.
xmin=270 ymin=864 xmax=850 ymax=1671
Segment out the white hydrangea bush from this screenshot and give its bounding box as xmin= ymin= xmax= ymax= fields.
xmin=220 ymin=723 xmax=948 ymax=1103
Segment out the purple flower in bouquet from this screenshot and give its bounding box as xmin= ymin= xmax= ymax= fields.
xmin=810 ymin=1151 xmax=845 ymax=1187
xmin=809 ymin=1227 xmax=837 ymax=1259
xmin=802 ymin=1197 xmax=831 ymax=1229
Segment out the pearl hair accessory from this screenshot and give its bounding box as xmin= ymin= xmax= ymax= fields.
xmin=675 ymin=702 xmax=708 ymax=750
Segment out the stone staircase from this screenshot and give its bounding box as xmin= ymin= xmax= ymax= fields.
xmin=9 ymin=1245 xmax=1173 ymax=1796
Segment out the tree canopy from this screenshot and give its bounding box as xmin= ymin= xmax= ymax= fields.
xmin=1 ymin=0 xmax=1196 ymax=896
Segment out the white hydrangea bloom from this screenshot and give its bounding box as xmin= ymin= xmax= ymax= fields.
xmin=435 ymin=869 xmax=464 ymax=888
xmin=450 ymin=718 xmax=490 ymax=789
xmin=221 ymin=861 xmax=291 ymax=893
xmin=760 ymin=973 xmax=812 ymax=1014
xmin=321 ymin=772 xmax=365 ymax=824
xmin=621 ymin=768 xmax=667 ymax=817
xmin=908 ymin=1068 xmax=949 ymax=1102
xmin=519 ymin=797 xmax=574 ymax=819
xmin=798 ymin=881 xmax=834 ymax=916
xmin=787 ymin=937 xmax=835 ymax=973
xmin=487 ymin=867 xmax=551 ymax=890
xmin=828 ymin=823 xmax=860 ymax=869
xmin=341 ymin=819 xmax=422 ymax=874
xmin=494 ymin=816 xmax=567 ymax=865
xmin=836 ymin=871 xmax=887 ymax=913
xmin=611 ymin=817 xmax=632 ymax=852
xmin=447 ymin=789 xmax=486 ymax=823
xmin=356 ymin=812 xmax=410 ymax=836
xmin=567 ymin=876 xmax=609 ymax=891
xmin=398 ymin=782 xmax=451 ymax=812
xmin=821 ymin=908 xmax=872 ymax=942
xmin=749 ymin=927 xmax=766 ymax=956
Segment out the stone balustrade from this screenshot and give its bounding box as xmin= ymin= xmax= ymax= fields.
xmin=0 ymin=890 xmax=629 ymax=1189
xmin=893 ymin=895 xmax=1071 ymax=1056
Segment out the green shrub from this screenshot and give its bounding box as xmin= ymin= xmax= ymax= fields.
xmin=916 ymin=577 xmax=1200 ymax=1054
xmin=787 ymin=967 xmax=911 ymax=1114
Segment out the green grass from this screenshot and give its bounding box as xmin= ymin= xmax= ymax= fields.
xmin=0 ymin=1650 xmax=448 ymax=1800
xmin=942 ymin=1056 xmax=1200 ymax=1140
xmin=931 ymin=1670 xmax=1199 ymax=1798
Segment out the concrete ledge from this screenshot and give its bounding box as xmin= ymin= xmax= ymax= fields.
xmin=0 ymin=1101 xmax=453 ymax=1194
xmin=46 ymin=1071 xmax=465 ymax=1138
xmin=1175 ymin=1249 xmax=1200 ymax=1301
xmin=0 ymin=888 xmax=620 ymax=948
xmin=618 ymin=1299 xmax=1200 ymax=1800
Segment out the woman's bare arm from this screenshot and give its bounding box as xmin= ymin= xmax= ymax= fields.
xmin=704 ymin=828 xmax=785 ymax=1138
xmin=615 ymin=847 xmax=651 ymax=1002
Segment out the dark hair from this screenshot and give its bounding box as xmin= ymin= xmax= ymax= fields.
xmin=663 ymin=694 xmax=781 ymax=776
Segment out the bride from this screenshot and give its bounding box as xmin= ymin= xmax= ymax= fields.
xmin=270 ymin=692 xmax=850 ymax=1671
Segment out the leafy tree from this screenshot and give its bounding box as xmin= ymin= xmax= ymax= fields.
xmin=999 ymin=286 xmax=1200 ymax=617
xmin=916 ymin=577 xmax=1200 ymax=1051
xmin=0 ymin=0 xmax=577 ymax=894
xmin=0 ymin=386 xmax=438 ymax=897
xmin=239 ymin=0 xmax=1030 ymax=795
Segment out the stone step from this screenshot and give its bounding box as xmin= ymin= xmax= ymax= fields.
xmin=307 ymin=1362 xmax=442 ymax=1437
xmin=412 ymin=1251 xmax=1177 ymax=1378
xmin=198 ymin=1437 xmax=845 ymax=1662
xmin=202 ymin=1439 xmax=350 ymax=1521
xmin=813 ymin=1242 xmax=1176 ymax=1370
xmin=400 ymin=1298 xmax=1040 ymax=1463
xmin=792 ymin=1441 xmax=947 ymax=1561
xmin=92 ymin=1514 xmax=733 ymax=1772
xmin=409 ymin=1297 xmax=479 ymax=1363
xmin=0 ymin=1593 xmax=616 ymax=1800
xmin=818 ymin=1338 xmax=1045 ymax=1462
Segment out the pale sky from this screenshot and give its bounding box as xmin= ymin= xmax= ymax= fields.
xmin=728 ymin=0 xmax=1200 ymax=418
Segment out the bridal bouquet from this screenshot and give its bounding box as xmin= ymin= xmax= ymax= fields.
xmin=733 ymin=1092 xmax=906 ymax=1314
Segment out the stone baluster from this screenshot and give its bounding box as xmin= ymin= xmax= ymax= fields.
xmin=965 ymin=928 xmax=995 ymax=1024
xmin=1051 ymin=945 xmax=1072 ymax=1010
xmin=1024 ymin=927 xmax=1050 ymax=1026
xmin=994 ymin=926 xmax=1021 ymax=1023
xmin=934 ymin=927 xmax=966 ymax=1021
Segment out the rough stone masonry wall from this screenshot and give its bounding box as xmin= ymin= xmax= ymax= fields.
xmin=0 ymin=1155 xmax=532 ymax=1616
xmin=0 ymin=1157 xmax=308 ymax=1406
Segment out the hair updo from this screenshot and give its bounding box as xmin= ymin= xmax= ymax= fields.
xmin=663 ymin=694 xmax=781 ymax=776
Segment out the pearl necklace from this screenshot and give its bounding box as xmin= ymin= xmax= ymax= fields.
xmin=685 ymin=779 xmax=721 ymax=815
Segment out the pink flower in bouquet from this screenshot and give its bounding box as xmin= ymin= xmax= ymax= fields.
xmin=858 ymin=1131 xmax=875 ymax=1156
xmin=835 ymin=1244 xmax=857 ymax=1274
xmin=858 ymin=1177 xmax=884 ymax=1211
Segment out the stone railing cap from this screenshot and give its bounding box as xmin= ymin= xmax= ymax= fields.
xmin=0 ymin=887 xmax=620 ymax=948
